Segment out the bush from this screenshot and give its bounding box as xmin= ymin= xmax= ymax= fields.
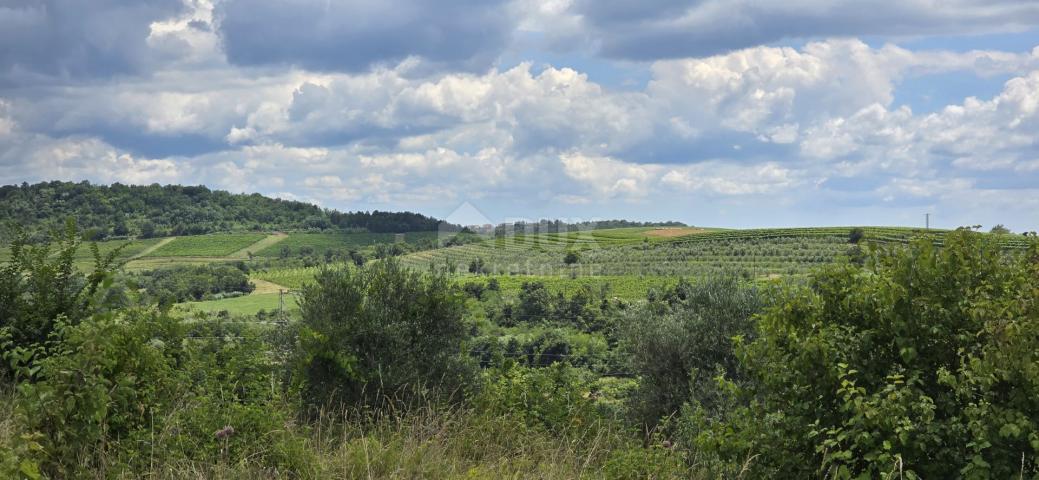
xmin=296 ymin=260 xmax=474 ymax=409
xmin=0 ymin=222 xmax=125 ymax=380
xmin=475 ymin=363 xmax=599 ymax=433
xmin=621 ymin=276 xmax=763 ymax=427
xmin=848 ymin=227 xmax=865 ymax=244
xmin=14 ymin=309 xmax=312 ymax=477
xmin=16 ymin=308 xmax=185 ymax=477
xmin=692 ymin=230 xmax=1039 ymax=478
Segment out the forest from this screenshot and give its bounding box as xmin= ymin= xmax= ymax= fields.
xmin=2 ymin=220 xmax=1038 ymax=478
xmin=0 ymin=182 xmax=453 ymax=240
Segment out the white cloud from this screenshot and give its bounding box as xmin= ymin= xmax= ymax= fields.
xmin=801 ymin=70 xmax=1039 ymax=175
xmin=649 ymin=39 xmax=1039 ymax=142
xmin=661 ymin=162 xmax=798 ymax=195
xmin=0 ymin=132 xmax=183 ymax=185
xmin=559 ymin=152 xmax=659 ymax=198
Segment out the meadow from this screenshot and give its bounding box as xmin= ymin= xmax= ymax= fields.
xmin=178 ymin=291 xmax=298 ymax=315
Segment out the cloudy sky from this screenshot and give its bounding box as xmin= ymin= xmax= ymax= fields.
xmin=2 ymin=0 xmax=1038 ymax=231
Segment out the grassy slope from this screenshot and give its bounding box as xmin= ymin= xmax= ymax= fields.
xmin=178 ymin=292 xmax=299 ymax=315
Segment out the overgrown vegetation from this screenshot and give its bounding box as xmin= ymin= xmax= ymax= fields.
xmin=2 ymin=222 xmax=1037 ymax=479
xmin=128 ymin=263 xmax=254 ymax=304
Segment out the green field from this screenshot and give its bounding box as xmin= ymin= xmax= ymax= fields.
xmin=177 ymin=292 xmax=299 ymax=315
xmin=0 ymin=237 xmax=164 ymax=269
xmin=254 ymin=231 xmax=439 ymax=257
xmin=252 ymin=265 xmax=326 ymax=289
xmin=145 ymin=233 xmax=267 ymax=257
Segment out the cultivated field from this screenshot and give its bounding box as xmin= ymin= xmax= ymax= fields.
xmin=254 ymin=231 xmax=438 ymax=257
xmin=145 ymin=233 xmax=268 ymax=257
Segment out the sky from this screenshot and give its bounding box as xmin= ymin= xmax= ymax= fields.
xmin=1 ymin=0 xmax=1038 ymax=231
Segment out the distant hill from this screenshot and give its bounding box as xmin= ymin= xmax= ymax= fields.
xmin=0 ymin=181 xmax=450 ymax=240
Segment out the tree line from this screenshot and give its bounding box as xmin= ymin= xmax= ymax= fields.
xmin=0 ymin=181 xmax=456 ymax=241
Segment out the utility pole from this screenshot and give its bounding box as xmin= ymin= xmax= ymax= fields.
xmin=925 ymin=213 xmax=930 ymax=230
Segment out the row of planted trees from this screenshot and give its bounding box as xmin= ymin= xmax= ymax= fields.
xmin=1 ymin=222 xmax=1038 ymax=478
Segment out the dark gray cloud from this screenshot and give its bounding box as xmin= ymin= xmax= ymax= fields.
xmin=571 ymin=0 xmax=1039 ymax=60
xmin=215 ymin=0 xmax=514 ymax=72
xmin=0 ymin=0 xmax=186 ymax=79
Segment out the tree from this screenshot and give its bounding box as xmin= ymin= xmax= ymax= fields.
xmin=139 ymin=220 xmax=156 ymax=238
xmin=516 ymin=282 xmax=553 ymax=323
xmin=848 ymin=227 xmax=865 ymax=244
xmin=563 ymin=251 xmax=580 ymax=265
xmin=621 ymin=276 xmax=762 ymax=426
xmin=990 ymin=224 xmax=1011 ymax=234
xmin=295 ymin=260 xmax=473 ymax=408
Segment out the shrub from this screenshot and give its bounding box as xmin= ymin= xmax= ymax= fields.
xmin=16 ymin=308 xmax=185 ymax=477
xmin=692 ymin=230 xmax=1039 ymax=478
xmin=468 ymin=257 xmax=487 ymax=274
xmin=14 ymin=309 xmax=312 ymax=477
xmin=296 ymin=260 xmax=474 ymax=409
xmin=475 ymin=363 xmax=599 ymax=433
xmin=621 ymin=276 xmax=763 ymax=427
xmin=848 ymin=227 xmax=865 ymax=244
xmin=0 ymin=222 xmax=124 ymax=380
xmin=129 ymin=263 xmax=254 ymax=304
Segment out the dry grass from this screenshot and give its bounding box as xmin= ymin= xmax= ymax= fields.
xmin=6 ymin=397 xmax=695 ymax=479
xmin=643 ymin=227 xmax=708 ymax=238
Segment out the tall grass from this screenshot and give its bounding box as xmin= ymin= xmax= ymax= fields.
xmin=2 ymin=386 xmax=695 ymax=479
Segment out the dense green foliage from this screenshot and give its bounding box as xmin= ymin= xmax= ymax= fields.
xmin=621 ymin=276 xmax=764 ymax=425
xmin=687 ymin=230 xmax=1039 ymax=478
xmin=295 ymin=261 xmax=474 ymax=408
xmin=0 ymin=181 xmax=456 ymax=241
xmin=0 ymin=223 xmax=126 ymax=379
xmin=0 ymin=181 xmax=324 ymax=240
xmin=4 ymin=219 xmax=1038 ymax=478
xmin=129 ymin=263 xmax=254 ymax=304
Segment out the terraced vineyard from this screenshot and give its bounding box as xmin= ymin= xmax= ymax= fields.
xmin=145 ymin=233 xmax=267 ymax=257
xmin=254 ymin=231 xmax=439 ymax=257
xmin=251 ymin=266 xmax=678 ymax=301
xmin=463 ymin=274 xmax=678 ymax=301
xmin=399 ymin=226 xmax=1032 ymax=278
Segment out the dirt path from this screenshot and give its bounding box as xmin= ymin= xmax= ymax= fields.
xmin=250 ymin=278 xmax=289 ymax=295
xmin=230 ymin=232 xmax=288 ymax=259
xmin=130 ymin=237 xmax=176 ymax=259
